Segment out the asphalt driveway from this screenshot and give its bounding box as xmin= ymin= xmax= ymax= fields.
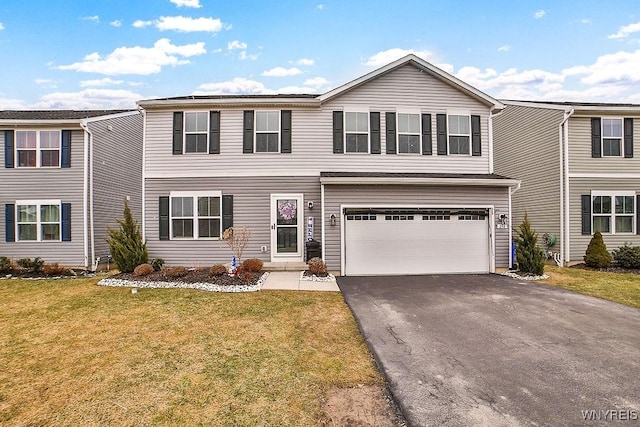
xmin=338 ymin=274 xmax=640 ymax=427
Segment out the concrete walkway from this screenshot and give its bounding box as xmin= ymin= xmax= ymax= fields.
xmin=261 ymin=271 xmax=339 ymax=291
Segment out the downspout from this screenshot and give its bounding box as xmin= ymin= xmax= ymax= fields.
xmin=320 ymin=182 xmax=326 ymax=266
xmin=508 ymin=181 xmax=521 ymax=269
xmin=558 ymin=109 xmax=575 ymax=266
xmin=139 ymin=106 xmax=147 ymax=242
xmin=80 ymin=121 xmax=90 ymax=269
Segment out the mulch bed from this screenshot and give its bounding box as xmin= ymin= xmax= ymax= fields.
xmin=569 ymin=263 xmax=640 ymax=275
xmin=114 ymin=268 xmax=263 ymax=286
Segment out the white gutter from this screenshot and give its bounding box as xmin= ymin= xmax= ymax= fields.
xmin=79 ymin=121 xmax=90 ymax=269
xmin=319 ymin=176 xmax=521 ymax=188
xmin=558 ymin=109 xmax=575 ymax=266
xmin=139 ymin=106 xmax=147 ymax=242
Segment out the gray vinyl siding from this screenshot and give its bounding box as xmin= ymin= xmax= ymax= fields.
xmin=493 ymin=104 xmax=564 ymax=250
xmin=144 ymin=64 xmax=493 ymax=178
xmin=89 ymin=113 xmax=143 ymax=263
xmin=322 ymin=185 xmax=511 ymax=270
xmin=0 ymin=128 xmax=86 ymax=266
xmin=568 ymin=116 xmax=640 ymax=173
xmin=569 ymin=178 xmax=640 ymax=261
xmin=145 ymin=177 xmax=321 ymax=266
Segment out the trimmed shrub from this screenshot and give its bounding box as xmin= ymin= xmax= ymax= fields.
xmin=584 ymin=231 xmax=612 ymax=268
xmin=43 ymin=263 xmax=69 ymax=276
xmin=0 ymin=257 xmax=12 ymax=274
xmin=308 ymin=257 xmax=327 ymax=276
xmin=242 ymin=258 xmax=263 ymax=272
xmin=106 ymin=200 xmax=148 ymax=273
xmin=164 ymin=266 xmax=187 ymax=278
xmin=17 ymin=257 xmax=45 ymax=274
xmin=134 ymin=263 xmax=154 ymax=277
xmin=150 ymin=258 xmax=165 ymax=272
xmin=514 ymin=213 xmax=545 ymax=276
xmin=209 ymin=264 xmax=227 ymax=276
xmin=612 ymin=244 xmax=640 ymax=269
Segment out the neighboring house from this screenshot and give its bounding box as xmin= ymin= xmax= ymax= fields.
xmin=138 ymin=54 xmax=520 ymax=276
xmin=0 ymin=110 xmax=143 ymax=268
xmin=494 ymin=100 xmax=640 ymax=265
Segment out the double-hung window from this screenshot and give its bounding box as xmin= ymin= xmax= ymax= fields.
xmin=397 ymin=113 xmax=421 ymax=154
xmin=255 ymin=111 xmax=280 ymax=153
xmin=184 ymin=112 xmax=209 ymax=153
xmin=170 ymin=192 xmax=222 ymax=239
xmin=448 ymin=114 xmax=471 ymax=155
xmin=602 ymin=118 xmax=623 ymax=157
xmin=592 ymin=192 xmax=635 ymax=234
xmin=345 ymin=112 xmax=369 ymax=153
xmin=15 ymin=201 xmax=61 ymax=241
xmin=16 ymin=130 xmax=61 ymax=167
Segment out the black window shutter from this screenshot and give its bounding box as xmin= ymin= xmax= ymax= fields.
xmin=281 ymin=110 xmax=292 ymax=153
xmin=471 ymin=115 xmax=482 ymax=156
xmin=436 ymin=114 xmax=447 ymax=155
xmin=159 ymin=196 xmax=169 ymax=240
xmin=624 ymin=118 xmax=633 ymax=158
xmin=5 ymin=204 xmax=14 ymax=242
xmin=385 ymin=112 xmax=396 ymax=154
xmin=173 ymin=112 xmax=184 ymax=155
xmin=421 ymin=114 xmax=432 ymax=155
xmin=243 ymin=111 xmax=254 ymax=154
xmin=61 ymin=203 xmax=71 ymax=241
xmin=333 ymin=111 xmax=344 ymax=153
xmin=4 ymin=130 xmax=14 ymax=168
xmin=581 ymin=195 xmax=591 ymax=235
xmin=591 ymin=118 xmax=601 ymax=158
xmin=222 ymin=195 xmax=233 ymax=232
xmin=637 ymin=195 xmax=640 ymax=235
xmin=370 ymin=112 xmax=381 ymax=154
xmin=61 ymin=130 xmax=72 ymax=167
xmin=209 ymin=111 xmax=220 ymax=154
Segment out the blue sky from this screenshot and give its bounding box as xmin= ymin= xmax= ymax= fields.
xmin=2 ymin=0 xmax=640 ymax=109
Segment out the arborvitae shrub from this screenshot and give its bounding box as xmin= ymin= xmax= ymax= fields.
xmin=106 ymin=200 xmax=148 ymax=273
xmin=584 ymin=231 xmax=612 ymax=268
xmin=514 ymin=213 xmax=545 ymax=276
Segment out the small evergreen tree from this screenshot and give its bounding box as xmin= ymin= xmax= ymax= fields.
xmin=514 ymin=213 xmax=545 ymax=275
xmin=584 ymin=231 xmax=612 ymax=268
xmin=106 ymin=200 xmax=148 ymax=273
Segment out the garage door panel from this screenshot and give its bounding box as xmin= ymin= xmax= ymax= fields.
xmin=345 ymin=211 xmax=490 ymax=275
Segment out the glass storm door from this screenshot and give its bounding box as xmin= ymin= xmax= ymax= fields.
xmin=270 ymin=194 xmax=304 ymax=262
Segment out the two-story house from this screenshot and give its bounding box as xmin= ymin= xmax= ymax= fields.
xmin=1 ymin=110 xmax=143 ymax=269
xmin=494 ymin=100 xmax=640 ymax=265
xmin=138 ymin=54 xmax=519 ymax=275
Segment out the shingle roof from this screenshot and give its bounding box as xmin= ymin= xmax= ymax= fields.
xmin=501 ymin=99 xmax=640 ymax=108
xmin=0 ymin=110 xmax=133 ymax=120
xmin=145 ymin=94 xmax=318 ymax=101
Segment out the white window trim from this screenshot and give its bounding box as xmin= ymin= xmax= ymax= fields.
xmin=446 ymin=111 xmax=471 ymax=156
xmin=344 ymin=111 xmax=370 ymax=154
xmin=254 ymin=110 xmax=281 ymax=153
xmin=396 ymin=111 xmax=422 ymax=155
xmin=591 ymin=191 xmax=636 ymax=234
xmin=601 ymin=117 xmax=624 ymax=158
xmin=183 ymin=111 xmax=209 ymax=154
xmin=15 ymin=129 xmax=62 ymax=168
xmin=15 ymin=199 xmax=62 ymax=242
xmin=169 ymin=191 xmax=222 ymax=240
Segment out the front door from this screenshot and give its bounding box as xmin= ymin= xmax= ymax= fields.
xmin=270 ymin=194 xmax=304 ymax=262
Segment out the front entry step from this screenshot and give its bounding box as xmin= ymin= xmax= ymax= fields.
xmin=263 ymin=262 xmax=308 ymax=271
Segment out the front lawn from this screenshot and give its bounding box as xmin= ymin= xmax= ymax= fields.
xmin=541 ymin=265 xmax=640 ymax=308
xmin=0 ymin=276 xmax=382 ymax=426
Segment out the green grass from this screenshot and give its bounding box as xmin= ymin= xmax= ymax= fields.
xmin=0 ymin=276 xmax=382 ymax=426
xmin=541 ymin=265 xmax=640 ymax=308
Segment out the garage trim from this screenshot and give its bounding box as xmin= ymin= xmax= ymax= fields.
xmin=339 ymin=203 xmax=495 ymax=276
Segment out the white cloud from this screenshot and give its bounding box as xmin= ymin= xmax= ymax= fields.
xmin=81 ymin=15 xmax=100 ymax=23
xmin=581 ymin=18 xmax=591 ymax=24
xmin=239 ymin=51 xmax=259 ymax=61
xmin=110 ymin=20 xmax=122 ymax=27
xmin=58 ymin=38 xmax=206 ymax=75
xmin=133 ymin=20 xmax=152 ymax=28
xmin=317 ymin=4 xmax=324 ymax=10
xmin=297 ymin=58 xmax=314 ymax=66
xmin=0 ymin=22 xmax=5 ymax=30
xmin=35 ymin=78 xmax=55 ymax=85
xmin=170 ymin=0 xmax=202 ymax=8
xmin=80 ymin=78 xmax=125 ymax=87
xmin=363 ymin=48 xmax=434 ymax=67
xmin=262 ymin=67 xmax=303 ymax=77
xmin=534 ymin=9 xmax=546 ymax=19
xmin=194 ymin=77 xmax=274 ymax=95
xmin=0 ymin=97 xmax=27 ymax=109
xmin=562 ymin=49 xmax=640 ymax=85
xmin=454 ymin=66 xmax=564 ymax=99
xmin=155 ymin=16 xmax=224 ymax=32
xmin=228 ymin=40 xmax=247 ymax=50
xmin=608 ymin=22 xmax=640 ymax=39
xmin=304 ymin=77 xmax=329 ymax=88
xmin=31 ymin=89 xmax=142 ymax=109
xmin=497 ymin=45 xmax=510 ymax=52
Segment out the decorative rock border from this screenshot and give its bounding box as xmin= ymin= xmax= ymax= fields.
xmin=98 ymin=272 xmax=269 ymax=293
xmin=502 ymin=270 xmax=549 ymax=281
xmin=299 ymin=271 xmax=336 ymax=282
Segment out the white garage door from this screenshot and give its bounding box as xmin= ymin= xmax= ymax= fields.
xmin=344 ymin=209 xmax=490 ymax=275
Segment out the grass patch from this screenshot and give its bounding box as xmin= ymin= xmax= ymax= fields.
xmin=0 ymin=276 xmax=382 ymax=426
xmin=541 ymin=265 xmax=640 ymax=308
